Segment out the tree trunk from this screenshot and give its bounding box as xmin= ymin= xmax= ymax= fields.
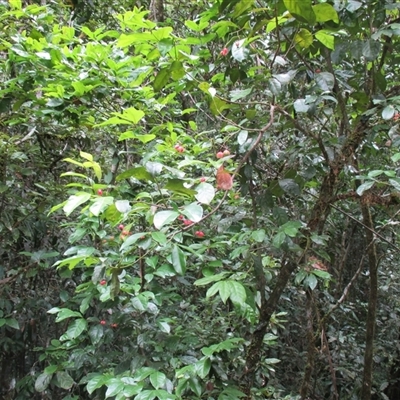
xmin=360 ymin=199 xmax=378 ymax=400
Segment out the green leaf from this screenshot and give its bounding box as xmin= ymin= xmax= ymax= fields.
xmin=35 ymin=373 xmax=52 ymax=392
xmin=105 ymin=378 xmax=124 ymax=398
xmin=170 ymin=61 xmax=185 ymax=80
xmin=313 ymin=3 xmax=339 ymax=23
xmin=382 ymin=105 xmax=395 ymax=120
xmin=110 ymin=269 xmax=120 ymax=300
xmin=312 ymin=270 xmax=331 ymax=279
xmin=389 ymin=178 xmax=400 ymax=191
xmin=153 ymin=210 xmax=179 ymax=229
xmin=195 ymin=357 xmax=211 ymax=379
xmin=5 ymin=318 xmax=20 ymax=330
xmin=315 ymin=30 xmax=335 ymax=50
xmin=227 ymin=281 xmax=247 ymax=305
xmin=229 ymin=88 xmax=252 ymax=101
xmin=294 ymin=29 xmax=313 ymax=49
xmin=171 ymin=245 xmax=186 ymax=275
xmin=356 ymin=180 xmax=374 ymax=196
xmin=10 ymin=0 xmax=22 ymax=9
xmin=56 ymin=371 xmax=74 ymax=390
xmin=281 ymin=221 xmax=302 ymax=237
xmin=305 ymin=274 xmax=318 ymax=290
xmin=194 ymin=272 xmax=230 ymax=286
xmin=392 ymin=153 xmax=400 ymax=163
xmin=206 ymin=280 xmax=246 ymax=304
xmin=60 ymin=318 xmax=87 ymax=340
xmin=134 ymin=390 xmax=157 ymax=400
xmin=164 ymin=179 xmax=197 ymax=196
xmin=315 ymin=72 xmax=335 ymax=91
xmin=185 ymin=19 xmax=209 ymax=32
xmin=154 ymin=68 xmax=170 ymax=91
xmin=89 ymin=196 xmax=114 ymax=216
xmin=210 ymin=97 xmax=231 ymax=116
xmin=273 ymin=231 xmax=286 ymax=248
xmin=284 ymin=0 xmax=316 ymax=24
xmin=89 ymin=324 xmax=104 ymax=345
xmin=120 ymin=232 xmax=147 ymax=251
xmin=279 ymin=179 xmax=300 ymax=196
xmin=152 ymin=231 xmax=167 ymax=244
xmin=116 ymin=167 xmax=154 ymax=182
xmin=182 ymin=202 xmax=203 ymax=222
xmin=195 ymin=182 xmax=215 ymax=205
xmin=80 ymin=151 xmax=93 ymax=162
xmin=150 ymin=371 xmax=166 ymax=390
xmin=146 ymin=161 xmax=163 ymax=176
xmin=87 ymin=375 xmax=107 ymax=394
xmin=63 ymin=192 xmax=91 ymax=216
xmin=251 ymin=229 xmax=266 ymax=242
xmin=232 ymin=0 xmax=254 ymax=18
xmin=362 ymin=39 xmax=381 ymax=61
xmin=115 ymin=200 xmax=131 ymax=213
xmin=50 ymin=307 xmax=82 ymax=322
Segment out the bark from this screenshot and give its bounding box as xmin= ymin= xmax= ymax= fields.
xmin=149 ymin=0 xmax=164 ymax=22
xmin=360 ymin=200 xmax=378 ymax=400
xmin=300 ymin=290 xmax=315 ymax=399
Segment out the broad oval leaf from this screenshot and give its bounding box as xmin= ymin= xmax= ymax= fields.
xmin=182 ymin=202 xmax=203 ymax=222
xmin=35 ymin=373 xmax=52 ymax=392
xmin=56 ymin=371 xmax=74 ymax=390
xmin=315 ymin=72 xmax=335 ymax=91
xmin=171 ymin=244 xmax=186 ymax=275
xmin=195 ymin=182 xmax=215 ymax=204
xmin=150 ymin=371 xmax=166 ymax=390
xmin=279 ymin=179 xmax=300 ymax=196
xmin=115 ymin=199 xmax=131 ymax=213
xmin=153 ymin=210 xmax=179 ymax=229
xmin=63 ymin=192 xmax=91 ymax=216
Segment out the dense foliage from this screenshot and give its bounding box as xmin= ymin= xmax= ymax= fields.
xmin=2 ymin=0 xmax=400 ymax=399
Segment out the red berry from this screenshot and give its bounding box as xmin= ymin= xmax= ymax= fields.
xmin=223 ymin=149 xmax=230 ymax=156
xmin=97 ymin=189 xmax=103 ymax=196
xmin=200 ymin=177 xmax=207 ymax=182
xmin=216 ymin=151 xmax=224 ymax=159
xmin=183 ymin=219 xmax=193 ymax=226
xmin=100 ymin=320 xmax=106 ymax=325
xmin=195 ymin=231 xmax=205 ymax=238
xmin=178 ymin=215 xmax=185 ymax=221
xmin=220 ymin=47 xmax=228 ymax=56
xmin=111 ymin=323 xmax=118 ymax=328
xmin=121 ymin=230 xmax=130 ymax=236
xmin=177 ymin=146 xmax=184 ymax=153
xmin=174 ymin=144 xmax=180 ymax=149
xmin=118 ymin=224 xmax=124 ymax=231
xmin=315 ymin=69 xmax=321 ymax=73
xmin=100 ymin=279 xmax=107 ymax=286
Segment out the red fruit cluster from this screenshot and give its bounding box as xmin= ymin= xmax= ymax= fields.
xmin=100 ymin=279 xmax=107 ymax=286
xmin=195 ymin=231 xmax=205 ymax=238
xmin=183 ymin=219 xmax=193 ymax=226
xmin=200 ymin=177 xmax=207 ymax=182
xmin=111 ymin=323 xmax=118 ymax=328
xmin=220 ymin=47 xmax=228 ymax=56
xmin=393 ymin=112 xmax=400 ymax=121
xmin=174 ymin=144 xmax=184 ymax=153
xmin=118 ymin=224 xmax=124 ymax=231
xmin=97 ymin=189 xmax=103 ymax=196
xmin=100 ymin=320 xmax=106 ymax=325
xmin=216 ymin=149 xmax=230 ymax=158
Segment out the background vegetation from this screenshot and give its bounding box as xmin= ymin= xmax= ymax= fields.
xmin=2 ymin=0 xmax=400 ymax=399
